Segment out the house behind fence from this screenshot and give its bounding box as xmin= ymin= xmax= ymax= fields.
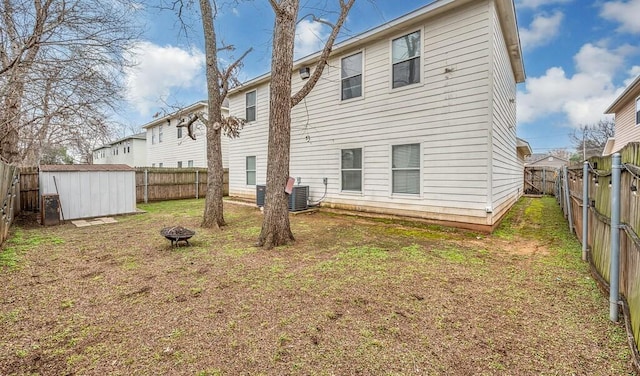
xmin=559 ymin=142 xmax=640 ymax=364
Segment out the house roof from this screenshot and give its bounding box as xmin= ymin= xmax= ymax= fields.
xmin=525 ymin=154 xmax=569 ymax=165
xmin=141 ymin=101 xmax=208 ymax=129
xmin=516 ymin=138 xmax=532 ymax=156
xmin=605 ymin=75 xmax=640 ymax=114
xmin=229 ymin=0 xmax=525 ymax=94
xmin=92 ymin=132 xmax=146 ymax=152
xmin=40 ymin=164 xmax=135 ymax=172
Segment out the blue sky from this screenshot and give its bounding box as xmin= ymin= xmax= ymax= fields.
xmin=119 ymin=0 xmax=640 ymax=154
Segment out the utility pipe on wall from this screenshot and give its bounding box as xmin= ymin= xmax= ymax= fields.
xmin=582 ymin=161 xmax=589 ymax=262
xmin=610 ymin=153 xmax=621 ymax=322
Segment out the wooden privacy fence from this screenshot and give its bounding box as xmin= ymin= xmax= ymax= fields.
xmin=559 ymin=142 xmax=640 ymax=366
xmin=0 ymin=161 xmax=19 ymax=246
xmin=136 ymin=167 xmax=228 ymax=203
xmin=18 ymin=166 xmax=39 ymax=212
xmin=523 ymin=166 xmax=558 ymax=195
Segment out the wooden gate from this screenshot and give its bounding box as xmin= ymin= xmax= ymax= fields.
xmin=19 ymin=166 xmax=39 ymax=212
xmin=524 ymin=167 xmax=558 ymax=195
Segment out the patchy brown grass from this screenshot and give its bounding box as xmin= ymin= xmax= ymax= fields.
xmin=0 ymin=197 xmax=635 ymax=375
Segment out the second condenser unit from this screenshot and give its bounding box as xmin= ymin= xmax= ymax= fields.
xmin=255 ymin=184 xmax=309 ymax=212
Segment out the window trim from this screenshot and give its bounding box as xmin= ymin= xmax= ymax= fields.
xmin=340 ymin=51 xmax=364 ymax=101
xmin=390 ymin=143 xmax=422 ymax=197
xmin=246 ymin=90 xmax=257 ymax=122
xmin=246 ymin=156 xmax=256 ymax=186
xmin=340 ymin=147 xmax=363 ymax=193
xmin=390 ymin=29 xmax=423 ymax=90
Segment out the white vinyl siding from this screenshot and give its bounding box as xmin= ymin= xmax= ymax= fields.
xmin=246 ymin=156 xmax=256 ymax=185
xmin=145 ymin=103 xmax=230 ymax=168
xmin=228 ymin=1 xmax=509 ymax=226
xmin=341 ymin=52 xmax=363 ymax=100
xmin=246 ymin=90 xmax=257 ymax=122
xmin=392 ymin=144 xmax=420 ymax=194
xmin=610 ymin=94 xmax=640 ymax=154
xmin=341 ymin=148 xmax=362 ymax=191
xmin=489 ymin=1 xmax=521 ymax=214
xmin=392 ymin=30 xmax=421 ymax=89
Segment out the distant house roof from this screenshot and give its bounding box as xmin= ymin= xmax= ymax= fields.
xmin=230 ymin=0 xmax=525 ymax=94
xmin=92 ymin=132 xmax=147 ymax=152
xmin=605 ymin=75 xmax=640 ymax=114
xmin=524 ymin=154 xmax=569 ymax=167
xmin=40 ymin=164 xmax=135 ymax=172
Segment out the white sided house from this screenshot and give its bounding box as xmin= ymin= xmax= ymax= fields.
xmin=603 ymin=75 xmax=640 ymax=156
xmin=227 ymin=0 xmax=525 ymax=231
xmin=143 ymin=101 xmax=230 ymax=168
xmin=93 ymin=133 xmax=147 ymax=167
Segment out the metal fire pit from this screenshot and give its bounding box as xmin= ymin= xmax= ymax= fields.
xmin=160 ymin=226 xmax=195 ymax=247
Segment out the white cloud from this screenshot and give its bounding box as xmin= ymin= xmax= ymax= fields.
xmin=519 ymin=11 xmax=563 ymax=49
xmin=124 ymin=41 xmax=205 ymax=115
xmin=294 ymin=19 xmax=329 ymax=59
xmin=601 ymin=0 xmax=640 ymax=34
xmin=516 ymin=0 xmax=572 ymax=9
xmin=517 ymin=43 xmax=636 ymax=127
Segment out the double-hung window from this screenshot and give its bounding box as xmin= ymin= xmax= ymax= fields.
xmin=392 ymin=144 xmax=420 ymax=194
xmin=188 ymin=160 xmax=194 ymax=168
xmin=341 ymin=52 xmax=362 ymax=100
xmin=636 ymin=97 xmax=640 ymax=125
xmin=159 ymin=125 xmax=163 ymax=143
xmin=246 ymin=91 xmax=256 ymax=122
xmin=341 ymin=148 xmax=362 ymax=191
xmin=152 ymin=128 xmax=156 ymax=144
xmin=392 ymin=31 xmax=421 ymax=89
xmin=246 ymin=156 xmax=256 ymax=185
xmin=177 ymin=126 xmax=183 ymax=139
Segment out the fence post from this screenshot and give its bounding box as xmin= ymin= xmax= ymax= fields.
xmin=195 ymin=170 xmax=199 ymax=199
xmin=582 ymin=161 xmax=589 ymax=262
xmin=144 ymin=169 xmax=148 ymax=204
xmin=610 ymin=153 xmax=621 ymax=322
xmin=563 ymin=166 xmax=573 ymax=233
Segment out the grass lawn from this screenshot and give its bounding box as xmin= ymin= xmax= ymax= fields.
xmin=0 ymin=197 xmax=635 ymax=375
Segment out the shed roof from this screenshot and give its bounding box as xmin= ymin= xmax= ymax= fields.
xmin=40 ymin=164 xmax=135 ymax=172
xmin=230 ymin=0 xmax=525 ymax=94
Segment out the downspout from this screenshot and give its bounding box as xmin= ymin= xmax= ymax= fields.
xmin=609 ymin=153 xmax=621 ymax=322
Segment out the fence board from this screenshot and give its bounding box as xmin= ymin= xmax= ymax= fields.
xmin=0 ymin=161 xmax=18 ymax=246
xmin=135 ymin=168 xmax=228 ymax=203
xmin=523 ymin=167 xmax=558 ymax=195
xmin=18 ymin=167 xmax=39 ymax=212
xmin=559 ymin=142 xmax=640 ymax=355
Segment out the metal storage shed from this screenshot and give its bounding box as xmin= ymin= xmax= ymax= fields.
xmin=39 ymin=164 xmax=136 ymax=221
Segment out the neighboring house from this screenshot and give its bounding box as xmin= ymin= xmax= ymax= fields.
xmin=93 ymin=132 xmax=147 ymax=167
xmin=524 ymin=154 xmax=569 ymax=169
xmin=227 ymin=0 xmax=525 ymax=231
xmin=603 ymin=75 xmax=640 ymax=155
xmin=143 ymin=101 xmax=230 ymax=168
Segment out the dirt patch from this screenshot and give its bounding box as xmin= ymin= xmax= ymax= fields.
xmin=0 ymin=198 xmax=635 ymax=375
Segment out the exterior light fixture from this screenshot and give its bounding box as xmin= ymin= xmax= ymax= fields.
xmin=299 ymin=67 xmax=310 ymax=80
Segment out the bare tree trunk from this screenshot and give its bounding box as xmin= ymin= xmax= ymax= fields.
xmin=257 ymin=0 xmax=299 ymax=248
xmin=199 ymin=0 xmax=225 ymax=229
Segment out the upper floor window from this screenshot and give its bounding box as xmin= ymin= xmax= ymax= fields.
xmin=188 ymin=160 xmax=194 ymax=168
xmin=152 ymin=128 xmax=156 ymax=144
xmin=159 ymin=125 xmax=163 ymax=143
xmin=341 ymin=52 xmax=362 ymax=100
xmin=177 ymin=126 xmax=183 ymax=139
xmin=341 ymin=148 xmax=362 ymax=191
xmin=246 ymin=91 xmax=256 ymax=122
xmin=392 ymin=31 xmax=421 ymax=89
xmin=636 ymin=97 xmax=640 ymax=125
xmin=392 ymin=143 xmax=420 ymax=194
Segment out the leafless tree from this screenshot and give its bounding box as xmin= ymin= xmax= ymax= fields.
xmin=0 ymin=0 xmax=140 ymax=165
xmin=257 ymin=0 xmax=355 ymax=249
xmin=166 ymin=0 xmax=251 ymax=229
xmin=569 ymin=119 xmax=615 ymax=160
